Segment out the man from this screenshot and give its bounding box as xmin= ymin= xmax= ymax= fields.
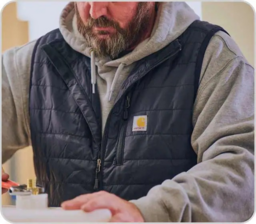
xmin=2 ymin=2 xmax=254 ymax=222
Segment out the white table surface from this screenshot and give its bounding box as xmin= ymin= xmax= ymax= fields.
xmin=2 ymin=205 xmax=111 ymax=222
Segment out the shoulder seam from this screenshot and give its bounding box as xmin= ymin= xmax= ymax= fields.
xmin=15 ymin=40 xmax=37 ymax=52
xmin=213 ymin=32 xmax=239 ymax=57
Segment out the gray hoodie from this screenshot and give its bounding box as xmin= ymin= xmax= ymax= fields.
xmin=2 ymin=2 xmax=254 ymax=222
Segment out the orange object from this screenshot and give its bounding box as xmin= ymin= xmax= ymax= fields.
xmin=2 ymin=180 xmax=19 ymax=189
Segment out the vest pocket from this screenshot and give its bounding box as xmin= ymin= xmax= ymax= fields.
xmin=116 ymin=123 xmax=127 ymax=165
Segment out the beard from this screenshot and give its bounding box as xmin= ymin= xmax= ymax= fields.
xmin=75 ymin=3 xmax=152 ymax=59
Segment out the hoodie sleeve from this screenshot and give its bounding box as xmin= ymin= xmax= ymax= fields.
xmin=130 ymin=31 xmax=254 ymax=222
xmin=2 ymin=41 xmax=36 ymax=163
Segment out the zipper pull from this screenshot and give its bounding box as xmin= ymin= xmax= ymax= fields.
xmin=94 ymin=178 xmax=99 ymax=189
xmin=94 ymin=159 xmax=101 ymax=190
xmin=123 ymin=95 xmax=131 ymax=120
xmin=97 ymin=159 xmax=101 ymax=172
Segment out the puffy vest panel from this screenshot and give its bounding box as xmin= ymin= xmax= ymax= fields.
xmin=30 ymin=20 xmax=227 ymax=206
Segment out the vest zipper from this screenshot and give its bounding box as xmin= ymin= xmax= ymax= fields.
xmin=116 ymin=95 xmax=131 ymax=165
xmin=94 ymin=156 xmax=101 ymax=189
xmin=123 ymin=95 xmax=130 ymax=120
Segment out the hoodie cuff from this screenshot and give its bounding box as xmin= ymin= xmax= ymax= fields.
xmin=130 ymin=197 xmax=170 ymax=222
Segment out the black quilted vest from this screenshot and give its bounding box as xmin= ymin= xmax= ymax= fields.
xmin=29 ymin=20 xmax=227 ymax=206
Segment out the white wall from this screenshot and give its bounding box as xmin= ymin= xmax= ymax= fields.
xmin=187 ymin=2 xmax=202 ymax=19
xmin=17 ymin=1 xmax=202 ymax=41
xmin=17 ymin=2 xmax=69 ymax=41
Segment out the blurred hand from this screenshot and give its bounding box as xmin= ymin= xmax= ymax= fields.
xmin=2 ymin=167 xmax=9 ymax=194
xmin=61 ymin=191 xmax=144 ymax=222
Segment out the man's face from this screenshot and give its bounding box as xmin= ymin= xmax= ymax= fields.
xmin=75 ymin=2 xmax=153 ymax=58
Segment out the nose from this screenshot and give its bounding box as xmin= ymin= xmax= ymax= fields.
xmin=89 ymin=2 xmax=109 ymax=19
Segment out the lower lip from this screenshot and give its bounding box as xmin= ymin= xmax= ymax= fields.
xmin=96 ymin=34 xmax=111 ymax=39
xmin=94 ymin=27 xmax=115 ymax=32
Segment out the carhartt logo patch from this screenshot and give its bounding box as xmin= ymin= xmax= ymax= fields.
xmin=132 ymin=116 xmax=147 ymax=132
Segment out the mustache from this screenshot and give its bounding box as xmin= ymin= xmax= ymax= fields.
xmin=85 ymin=16 xmax=125 ymax=34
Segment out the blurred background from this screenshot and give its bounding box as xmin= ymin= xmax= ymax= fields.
xmin=1 ymin=1 xmax=255 ymax=205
